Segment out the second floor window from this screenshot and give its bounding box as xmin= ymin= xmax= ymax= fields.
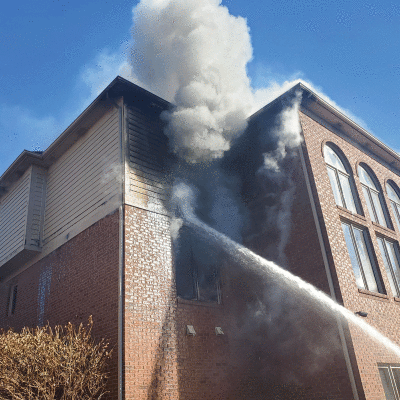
xmin=387 ymin=182 xmax=400 ymax=232
xmin=174 ymin=226 xmax=221 ymax=303
xmin=324 ymin=145 xmax=357 ymax=213
xmin=342 ymin=222 xmax=383 ymax=293
xmin=358 ymin=165 xmax=388 ymax=227
xmin=377 ymin=237 xmax=400 ymax=298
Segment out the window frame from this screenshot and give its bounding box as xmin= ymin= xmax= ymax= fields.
xmin=324 ymin=145 xmax=359 ymax=213
xmin=377 ymin=236 xmax=400 ymax=298
xmin=341 ymin=221 xmax=384 ymax=294
xmin=358 ymin=164 xmax=390 ymax=228
xmin=379 ymin=364 xmax=400 ymax=400
xmin=387 ymin=181 xmax=400 ymax=232
xmin=174 ymin=227 xmax=222 ymax=304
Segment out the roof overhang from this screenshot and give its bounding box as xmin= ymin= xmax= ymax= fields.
xmin=250 ymin=82 xmax=400 ymax=175
xmin=0 ymin=76 xmax=171 ymax=198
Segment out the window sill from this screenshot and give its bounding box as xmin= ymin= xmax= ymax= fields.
xmin=336 ymin=206 xmax=365 ymax=221
xmin=177 ymin=297 xmax=222 ymax=308
xmin=371 ymin=221 xmax=395 ymax=234
xmin=358 ymin=288 xmax=389 ymax=300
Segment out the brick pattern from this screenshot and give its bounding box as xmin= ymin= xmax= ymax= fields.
xmin=300 ymin=110 xmax=400 ymax=400
xmin=124 ymin=204 xmax=234 ymax=400
xmin=0 ymin=211 xmax=120 ymax=399
xmin=124 ymin=205 xmax=179 ymax=399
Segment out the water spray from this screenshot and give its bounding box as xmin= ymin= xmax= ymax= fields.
xmin=174 ymin=182 xmax=400 ymax=359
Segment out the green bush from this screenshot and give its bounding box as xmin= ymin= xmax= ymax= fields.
xmin=0 ymin=316 xmax=112 ymax=400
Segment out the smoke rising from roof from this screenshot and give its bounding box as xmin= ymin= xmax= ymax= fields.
xmin=130 ymin=0 xmax=257 ymax=162
xmin=129 ymin=0 xmax=337 ymax=391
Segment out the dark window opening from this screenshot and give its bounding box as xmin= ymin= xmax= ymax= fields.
xmin=175 ymin=226 xmax=221 ymax=303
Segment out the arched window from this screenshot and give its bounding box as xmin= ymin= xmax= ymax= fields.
xmin=387 ymin=181 xmax=400 ymax=232
xmin=324 ymin=145 xmax=357 ymax=213
xmin=358 ymin=165 xmax=388 ymax=227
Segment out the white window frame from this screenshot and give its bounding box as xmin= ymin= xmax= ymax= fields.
xmin=387 ymin=182 xmax=400 ymax=232
xmin=377 ymin=237 xmax=400 ymax=298
xmin=341 ymin=222 xmax=384 ymax=293
xmin=358 ymin=165 xmax=389 ymax=227
xmin=324 ymin=145 xmax=358 ymax=213
xmin=379 ymin=365 xmax=400 ymax=399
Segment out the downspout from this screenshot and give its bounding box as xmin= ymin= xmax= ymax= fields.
xmin=298 ymin=142 xmax=359 ymax=400
xmin=108 ymin=94 xmax=125 ymax=400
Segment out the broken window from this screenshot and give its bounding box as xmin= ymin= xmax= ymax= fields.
xmin=174 ymin=225 xmax=221 ymax=303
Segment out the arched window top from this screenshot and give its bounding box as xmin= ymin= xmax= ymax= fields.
xmin=387 ymin=181 xmax=400 ymax=204
xmin=324 ymin=145 xmax=347 ymax=173
xmin=358 ymin=165 xmax=378 ymax=190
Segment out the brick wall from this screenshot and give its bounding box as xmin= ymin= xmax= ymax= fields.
xmin=124 ymin=204 xmax=179 ymax=399
xmin=0 ymin=210 xmax=120 ymax=399
xmin=300 ymin=110 xmax=400 ymax=399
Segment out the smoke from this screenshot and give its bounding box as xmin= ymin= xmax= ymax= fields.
xmin=128 ymin=0 xmax=339 ymax=391
xmin=130 ymin=0 xmax=254 ymax=163
xmin=257 ymin=91 xmax=303 ymax=266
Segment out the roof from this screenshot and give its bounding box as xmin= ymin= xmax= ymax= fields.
xmin=0 ymin=76 xmax=171 ymax=197
xmin=1 ymin=77 xmax=399 ymax=197
xmin=250 ymin=82 xmax=400 ymax=175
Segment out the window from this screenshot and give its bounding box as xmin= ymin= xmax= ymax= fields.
xmin=341 ymin=222 xmax=383 ymax=293
xmin=387 ymin=182 xmax=400 ymax=232
xmin=6 ymin=284 xmax=18 ymax=316
xmin=377 ymin=237 xmax=400 ymax=297
xmin=324 ymin=145 xmax=357 ymax=213
xmin=358 ymin=165 xmax=388 ymax=227
xmin=379 ymin=365 xmax=400 ymax=399
xmin=175 ymin=226 xmax=221 ymax=303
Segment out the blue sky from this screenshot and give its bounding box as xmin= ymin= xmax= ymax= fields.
xmin=1 ymin=0 xmax=399 ymax=176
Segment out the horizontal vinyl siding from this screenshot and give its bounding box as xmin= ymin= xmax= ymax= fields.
xmin=0 ymin=171 xmax=31 ymax=264
xmin=126 ymin=106 xmax=169 ymax=214
xmin=43 ymin=108 xmax=120 ymax=246
xmin=26 ymin=167 xmax=47 ymax=248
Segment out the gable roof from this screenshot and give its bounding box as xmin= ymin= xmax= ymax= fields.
xmin=0 ymin=76 xmax=171 ymax=197
xmin=1 ymin=78 xmax=399 ymax=197
xmin=251 ymin=82 xmax=400 ymax=175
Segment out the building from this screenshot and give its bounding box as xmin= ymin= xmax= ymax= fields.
xmin=1 ymin=76 xmax=400 ymax=399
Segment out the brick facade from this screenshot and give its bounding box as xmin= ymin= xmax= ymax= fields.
xmin=0 ymin=210 xmax=120 ymax=399
xmin=300 ymin=110 xmax=400 ymax=399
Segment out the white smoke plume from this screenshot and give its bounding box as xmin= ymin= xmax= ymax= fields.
xmin=261 ymin=91 xmax=303 ymax=174
xmin=130 ymin=0 xmax=255 ymax=163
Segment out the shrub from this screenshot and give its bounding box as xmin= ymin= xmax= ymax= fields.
xmin=0 ymin=316 xmax=112 ymax=400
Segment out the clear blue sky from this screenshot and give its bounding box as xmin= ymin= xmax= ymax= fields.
xmin=1 ymin=0 xmax=399 ymax=176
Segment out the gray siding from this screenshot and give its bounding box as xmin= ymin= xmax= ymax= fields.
xmin=43 ymin=107 xmax=121 ymax=247
xmin=0 ymin=170 xmax=31 ymax=265
xmin=126 ymin=106 xmax=169 ymax=214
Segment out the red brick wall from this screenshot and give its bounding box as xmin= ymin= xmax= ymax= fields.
xmin=0 ymin=210 xmax=120 ymax=399
xmin=300 ymin=110 xmax=400 ymax=400
xmin=124 ymin=204 xmax=235 ymax=400
xmin=124 ymin=205 xmax=179 ymax=399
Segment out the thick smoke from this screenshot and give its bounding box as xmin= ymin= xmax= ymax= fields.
xmin=129 ymin=0 xmax=336 ymax=392
xmin=257 ymin=92 xmax=303 ymax=266
xmin=130 ymin=0 xmax=254 ymax=163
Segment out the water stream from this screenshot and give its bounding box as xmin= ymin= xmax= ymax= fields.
xmin=181 ymin=209 xmax=400 ymax=359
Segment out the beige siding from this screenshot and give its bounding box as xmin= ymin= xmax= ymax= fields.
xmin=25 ymin=166 xmax=47 ymax=248
xmin=126 ymin=106 xmax=169 ymax=214
xmin=43 ymin=108 xmax=121 ymax=247
xmin=0 ymin=169 xmax=31 ymax=265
